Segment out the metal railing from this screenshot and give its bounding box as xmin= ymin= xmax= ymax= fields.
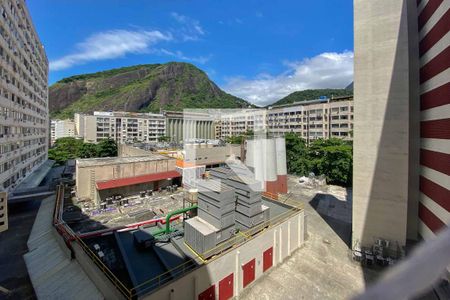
xmin=200 ymin=202 xmax=304 ymax=260
xmin=72 ymin=234 xmax=133 ymax=299
xmin=53 ymin=184 xmax=134 ymax=299
xmin=53 ymin=183 xmax=304 ymax=299
xmin=128 ymin=201 xmax=304 ymax=297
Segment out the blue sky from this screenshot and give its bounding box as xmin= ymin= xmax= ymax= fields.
xmin=28 ymin=0 xmax=354 ymax=105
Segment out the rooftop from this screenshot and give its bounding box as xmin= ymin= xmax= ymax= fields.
xmin=76 ymin=154 xmax=172 ymax=167
xmin=93 ymin=111 xmax=164 ymax=118
xmin=83 ymin=198 xmax=296 ymax=296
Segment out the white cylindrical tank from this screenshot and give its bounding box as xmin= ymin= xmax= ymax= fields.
xmin=264 ymin=138 xmax=277 ymax=182
xmin=254 ymin=138 xmax=264 ymax=187
xmin=245 ymin=139 xmax=254 ymax=168
xmin=275 ymin=137 xmax=287 ymax=176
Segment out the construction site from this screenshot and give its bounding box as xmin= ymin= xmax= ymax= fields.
xmin=25 ymin=135 xmax=307 ymax=300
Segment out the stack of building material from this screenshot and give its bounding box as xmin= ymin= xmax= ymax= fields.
xmin=184 ymin=217 xmax=218 ymax=254
xmin=209 ymin=163 xmax=253 ymax=181
xmin=197 ymin=180 xmax=235 ymax=241
xmin=209 ymin=167 xmax=234 ymax=180
xmin=184 ymin=179 xmax=237 ymax=255
xmin=227 ymin=176 xmax=269 ymax=231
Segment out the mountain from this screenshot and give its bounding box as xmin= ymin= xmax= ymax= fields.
xmin=270 ymin=89 xmax=353 ymax=107
xmin=49 ymin=62 xmax=250 ymax=119
xmin=345 ymin=82 xmax=353 ymax=90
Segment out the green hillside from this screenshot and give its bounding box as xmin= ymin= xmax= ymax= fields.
xmin=270 ymin=89 xmax=353 ymax=107
xmin=49 ymin=62 xmax=250 ymax=119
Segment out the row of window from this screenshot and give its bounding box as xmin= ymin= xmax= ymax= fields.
xmin=0 ymin=68 xmax=47 ymax=112
xmin=0 ymin=46 xmax=46 ymax=104
xmin=0 ymin=1 xmax=47 ymax=86
xmin=1 ymin=152 xmax=46 ymax=189
xmin=0 ymin=137 xmax=44 ymax=155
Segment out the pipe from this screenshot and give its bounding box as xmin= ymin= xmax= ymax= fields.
xmin=78 ymin=215 xmax=182 ymax=238
xmin=154 ymin=204 xmax=198 ymax=236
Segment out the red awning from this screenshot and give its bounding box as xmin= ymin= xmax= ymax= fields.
xmin=96 ymin=170 xmax=181 ymax=190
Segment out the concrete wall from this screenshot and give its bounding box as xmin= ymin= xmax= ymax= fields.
xmin=76 ymin=158 xmax=176 ymax=200
xmin=144 ymin=210 xmax=306 ymax=300
xmin=71 ymin=242 xmax=125 ymax=300
xmin=184 ymin=145 xmax=241 ymax=166
xmin=83 ymin=116 xmax=97 ymax=143
xmin=166 ymin=117 xmax=215 ymax=143
xmin=353 ymin=0 xmax=419 ymax=248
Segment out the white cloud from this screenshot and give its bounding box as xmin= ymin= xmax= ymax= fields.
xmin=223 ymin=51 xmax=354 ymax=106
xmin=170 ymin=12 xmax=205 ymax=41
xmin=50 ymin=30 xmax=172 ymax=71
xmin=158 ymin=49 xmax=211 ymax=64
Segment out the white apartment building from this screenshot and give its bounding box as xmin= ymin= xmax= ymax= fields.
xmin=75 ymin=111 xmax=166 ymax=144
xmin=220 ymin=109 xmax=267 ymax=138
xmin=0 ymin=1 xmax=48 ymax=192
xmin=268 ymin=96 xmax=353 ymax=143
xmin=219 ymin=97 xmax=353 ymax=144
xmin=50 ymin=119 xmax=75 ymax=145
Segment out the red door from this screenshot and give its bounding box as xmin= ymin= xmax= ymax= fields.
xmin=219 ymin=273 xmax=234 ymax=300
xmin=198 ymin=285 xmax=215 ymax=300
xmin=263 ymin=247 xmax=273 ymax=272
xmin=242 ymin=259 xmax=255 ymax=288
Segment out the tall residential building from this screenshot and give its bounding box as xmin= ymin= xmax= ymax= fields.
xmin=50 ymin=119 xmax=75 ymax=145
xmin=353 ymin=0 xmax=449 ymax=249
xmin=76 ymin=111 xmax=165 ymax=144
xmin=267 ymin=96 xmax=353 ymax=143
xmin=0 ymin=0 xmax=48 ymax=193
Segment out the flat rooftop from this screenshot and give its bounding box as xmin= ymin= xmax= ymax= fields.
xmin=76 ymin=154 xmax=172 ymax=167
xmin=83 ymin=198 xmax=297 ymax=296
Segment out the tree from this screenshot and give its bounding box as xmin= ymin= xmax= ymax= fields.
xmin=158 ymin=135 xmax=170 ymax=142
xmin=78 ymin=143 xmax=98 ymax=158
xmin=225 ymin=135 xmax=245 ymax=144
xmin=285 ymin=133 xmax=310 ymax=176
xmin=284 ymin=134 xmax=353 ymax=187
xmin=48 ymin=137 xmax=84 ymax=165
xmin=224 ymin=130 xmax=254 ymax=145
xmin=97 ymin=138 xmax=118 ymax=157
xmin=308 ymin=138 xmax=353 ymax=186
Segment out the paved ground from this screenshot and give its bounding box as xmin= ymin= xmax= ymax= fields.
xmin=0 ymin=166 xmax=63 ymax=300
xmin=241 ymin=175 xmax=379 ymax=300
xmin=0 ymin=201 xmax=39 ymax=300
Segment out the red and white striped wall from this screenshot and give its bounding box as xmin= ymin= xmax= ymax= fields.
xmin=417 ymin=0 xmax=450 ymax=239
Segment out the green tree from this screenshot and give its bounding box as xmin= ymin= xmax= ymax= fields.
xmin=97 ymin=138 xmax=118 ymax=157
xmin=158 ymin=135 xmax=170 ymax=142
xmin=285 ymin=133 xmax=310 ymax=176
xmin=48 ymin=137 xmax=84 ymax=165
xmin=225 ymin=130 xmax=254 ymax=144
xmin=284 ymin=134 xmax=353 ymax=187
xmin=78 ymin=143 xmax=98 ymax=158
xmin=308 ymin=138 xmax=353 ymax=186
xmin=225 ymin=135 xmax=244 ymax=144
